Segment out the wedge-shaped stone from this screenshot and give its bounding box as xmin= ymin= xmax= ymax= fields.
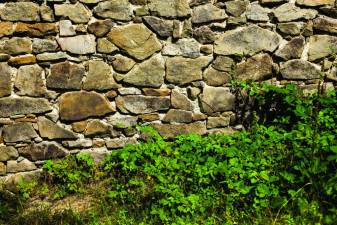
xmin=148 ymin=0 xmax=191 ymax=18
xmin=171 ymin=89 xmax=193 ymax=111
xmin=123 ymin=54 xmax=165 ymax=88
xmin=0 ymin=63 xmax=12 ymax=97
xmin=308 ymin=35 xmax=337 ymax=61
xmin=18 ymin=142 xmax=69 ymax=161
xmin=37 ymin=117 xmax=77 ymax=140
xmin=273 ymin=3 xmax=317 ymax=22
xmin=54 ymin=3 xmax=91 ymax=23
xmin=59 ymin=91 xmax=115 ymax=121
xmin=166 ymin=56 xmax=212 ymax=85
xmin=200 ymin=86 xmax=235 ymax=114
xmin=3 ymin=123 xmax=38 ymax=143
xmin=214 ymin=25 xmax=281 ymax=56
xmin=0 ymin=97 xmax=52 ymax=117
xmin=116 ymin=95 xmax=170 ymax=114
xmin=0 ymin=2 xmax=40 ymax=22
xmin=93 ymin=0 xmax=132 ymax=21
xmin=107 ymin=24 xmax=162 ymax=60
xmin=280 ymin=60 xmax=321 ymax=80
xmin=275 ymin=36 xmax=305 ymax=60
xmin=57 ymin=35 xmax=96 ymax=54
xmin=143 ymin=16 xmax=173 ymax=38
xmin=151 ymin=122 xmax=206 ymax=139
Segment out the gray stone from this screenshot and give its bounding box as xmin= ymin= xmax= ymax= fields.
xmin=37 ymin=117 xmax=77 ymax=140
xmin=57 ymin=35 xmax=96 ymax=54
xmin=273 ymin=3 xmax=318 ymax=22
xmin=296 ymin=0 xmax=335 ymax=6
xmin=166 ymin=56 xmax=212 ymax=85
xmin=225 ymin=0 xmax=248 ymax=17
xmin=313 ymin=16 xmax=337 ymax=34
xmin=41 ymin=4 xmax=55 ymax=22
xmin=0 ymin=37 xmax=32 ymax=55
xmin=94 ymin=0 xmax=132 ymax=21
xmin=143 ymin=16 xmax=173 ymax=38
xmin=189 ymin=0 xmax=212 ymax=7
xmin=0 ymin=97 xmax=52 ymax=117
xmin=62 ymin=139 xmax=93 ymax=148
xmin=235 ymin=53 xmax=273 ymax=81
xmin=59 ymin=91 xmax=115 ymax=121
xmin=192 ymin=4 xmax=228 ymax=24
xmin=200 ymin=86 xmax=235 ymax=113
xmin=308 ymin=35 xmax=337 ymax=61
xmin=107 ymin=24 xmax=162 ymax=60
xmin=163 ymin=109 xmax=193 ymax=123
xmin=18 ymin=142 xmax=69 ymax=161
xmin=162 ymin=38 xmax=200 ymax=58
xmin=3 ymin=123 xmax=38 ymax=143
xmin=212 ymin=56 xmax=235 ymax=72
xmin=0 ymin=63 xmax=12 ymax=97
xmin=47 ymin=61 xmax=84 ymax=90
xmin=32 ymin=39 xmax=58 ymax=53
xmin=36 ymin=52 xmax=69 ymax=62
xmin=106 ymin=137 xmax=138 ymax=149
xmin=83 ymin=60 xmax=118 ymax=91
xmin=193 ymin=26 xmax=217 ymax=44
xmin=214 ymin=25 xmax=281 ymax=56
xmin=97 ymin=38 xmax=118 ymax=54
xmin=246 ymin=2 xmax=271 ymax=22
xmin=59 ymin=20 xmax=76 ymax=36
xmin=280 ymin=60 xmax=321 ymax=80
xmin=123 ymin=54 xmax=165 ymax=88
xmin=0 ymin=146 xmax=19 ymax=162
xmin=55 ymin=3 xmax=92 ymax=23
xmin=111 ymin=55 xmax=136 ymax=73
xmin=277 ymin=22 xmax=305 ymax=35
xmin=207 ymin=116 xmax=231 ymax=128
xmin=88 ymin=19 xmax=114 ymax=38
xmin=116 ymin=95 xmax=170 ymax=114
xmin=7 ymin=159 xmax=37 ymax=173
xmin=204 ymin=67 xmax=231 ymax=86
xmin=171 ymin=89 xmax=193 ymax=111
xmin=151 ymin=122 xmax=206 ymax=139
xmin=148 ymin=0 xmax=191 ymax=18
xmin=275 ymin=36 xmax=305 ymax=60
xmin=15 ymin=65 xmax=46 ymax=97
xmin=107 ymin=113 xmax=138 ymax=128
xmin=0 ymin=2 xmax=40 ymax=22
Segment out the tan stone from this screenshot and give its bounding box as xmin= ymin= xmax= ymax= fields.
xmin=313 ymin=16 xmax=337 ymax=34
xmin=116 ymin=95 xmax=170 ymax=114
xmin=308 ymin=35 xmax=337 ymax=61
xmin=200 ymin=86 xmax=236 ymax=114
xmin=0 ymin=2 xmax=40 ymax=22
xmin=163 ymin=109 xmax=193 ymax=123
xmin=15 ymin=65 xmax=46 ymax=97
xmin=0 ymin=146 xmax=19 ymax=162
xmin=171 ymin=89 xmax=193 ymax=111
xmin=280 ymin=60 xmax=321 ymax=80
xmin=0 ymin=97 xmax=52 ymax=117
xmin=151 ymin=122 xmax=206 ymax=139
xmin=8 ymin=55 xmax=36 ymax=66
xmin=93 ymin=0 xmax=132 ymax=21
xmin=0 ymin=63 xmax=12 ymax=98
xmin=207 ymin=116 xmax=231 ymax=128
xmin=18 ymin=142 xmax=69 ymax=161
xmin=97 ymin=38 xmax=118 ymax=54
xmin=72 ymin=121 xmax=88 ymax=133
xmin=140 ymin=113 xmax=160 ymax=122
xmin=0 ymin=162 xmax=6 ymax=175
xmin=3 ymin=123 xmax=38 ymax=143
xmin=296 ymin=0 xmax=335 ymax=6
xmin=37 ymin=117 xmax=77 ymax=140
xmin=88 ymin=20 xmax=114 ymax=37
xmin=111 ymin=54 xmax=136 ymax=73
xmin=1 ymin=37 xmax=32 ymax=55
xmin=148 ymin=0 xmax=191 ymax=18
xmin=204 ymin=67 xmax=231 ymax=86
xmin=143 ymin=88 xmax=171 ymax=96
xmin=14 ymin=23 xmax=58 ymax=37
xmin=55 ymin=3 xmax=92 ymax=23
xmin=7 ymin=159 xmax=37 ymax=173
xmin=0 ymin=22 xmax=14 ymax=38
xmin=273 ymin=3 xmax=318 ymax=22
xmin=84 ymin=120 xmax=110 ymax=137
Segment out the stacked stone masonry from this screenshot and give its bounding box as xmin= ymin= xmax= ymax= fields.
xmin=0 ymin=0 xmax=337 ymax=183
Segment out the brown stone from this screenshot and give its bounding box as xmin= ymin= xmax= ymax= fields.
xmin=200 ymin=86 xmax=235 ymax=114
xmin=0 ymin=63 xmax=12 ymax=98
xmin=72 ymin=121 xmax=88 ymax=133
xmin=151 ymin=122 xmax=207 ymax=139
xmin=0 ymin=22 xmax=14 ymax=38
xmin=47 ymin=61 xmax=84 ymax=90
xmin=3 ymin=123 xmax=38 ymax=143
xmin=7 ymin=159 xmax=37 ymax=173
xmin=296 ymin=0 xmax=335 ymax=6
xmin=18 ymin=142 xmax=69 ymax=161
xmin=207 ymin=116 xmax=231 ymax=128
xmin=1 ymin=37 xmax=32 ymax=55
xmin=0 ymin=2 xmax=40 ymax=22
xmin=0 ymin=146 xmax=19 ymax=162
xmin=0 ymin=97 xmax=52 ymax=117
xmin=59 ymin=91 xmax=115 ymax=121
xmin=88 ymin=20 xmax=114 ymax=37
xmin=0 ymin=163 xmax=5 ymax=175
xmin=204 ymin=67 xmax=231 ymax=86
xmin=275 ymin=36 xmax=305 ymax=60
xmin=8 ymin=55 xmax=36 ymax=66
xmin=14 ymin=23 xmax=58 ymax=37
xmin=235 ymin=53 xmax=273 ymax=81
xmin=37 ymin=117 xmax=77 ymax=140
xmin=163 ymin=109 xmax=193 ymax=123
xmin=171 ymin=89 xmax=193 ymax=111
xmin=140 ymin=113 xmax=160 ymax=122
xmin=111 ymin=54 xmax=136 ymax=73
xmin=313 ymin=16 xmax=337 ymax=34
xmin=15 ymin=65 xmax=46 ymax=97
xmin=84 ymin=120 xmax=110 ymax=137
xmin=116 ymin=95 xmax=170 ymax=114
xmin=143 ymin=88 xmax=171 ymax=96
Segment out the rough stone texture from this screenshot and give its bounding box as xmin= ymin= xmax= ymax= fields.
xmin=235 ymin=53 xmax=274 ymax=81
xmin=151 ymin=122 xmax=206 ymax=139
xmin=143 ymin=17 xmax=173 ymax=38
xmin=204 ymin=67 xmax=231 ymax=86
xmin=0 ymin=163 xmax=5 ymax=175
xmin=59 ymin=20 xmax=76 ymax=36
xmin=200 ymin=86 xmax=236 ymax=114
xmin=246 ymin=2 xmax=271 ymax=22
xmin=225 ymin=0 xmax=248 ymax=17
xmin=38 ymin=117 xmax=77 ymax=140
xmin=275 ymin=36 xmax=305 ymax=60
xmin=163 ymin=109 xmax=193 ymax=123
xmin=214 ymin=25 xmax=281 ymax=56
xmin=97 ymin=38 xmax=118 ymax=54
xmin=192 ymin=4 xmax=227 ymax=24
xmin=0 ymin=22 xmax=14 ymax=38
xmin=94 ymin=0 xmax=132 ymax=21
xmin=15 ymin=65 xmax=46 ymax=97
xmin=166 ymin=56 xmax=212 ymax=85
xmin=57 ymin=35 xmax=96 ymax=54
xmin=308 ymin=35 xmax=337 ymax=61
xmin=1 ymin=38 xmax=32 ymax=55
xmin=47 ymin=61 xmax=84 ymax=90
xmin=123 ymin=54 xmax=165 ymax=88
xmin=7 ymin=159 xmax=37 ymax=173
xmin=106 ymin=137 xmax=138 ymax=149
xmin=116 ymin=95 xmax=170 ymax=114
xmin=55 ymin=3 xmax=92 ymax=23
xmin=163 ymin=38 xmax=200 ymax=58
xmin=32 ymin=39 xmax=58 ymax=53
xmin=84 ymin=120 xmax=110 ymax=137
xmin=207 ymin=116 xmax=231 ymax=129
xmin=88 ymin=20 xmax=114 ymax=37
xmin=273 ymin=3 xmax=318 ymax=22
xmin=0 ymin=146 xmax=19 ymax=162
xmin=148 ymin=0 xmax=191 ymax=18
xmin=296 ymin=0 xmax=335 ymax=6
xmin=18 ymin=142 xmax=69 ymax=161
xmin=277 ymin=22 xmax=305 ymax=35
xmin=3 ymin=123 xmax=38 ymax=143
xmin=107 ymin=24 xmax=162 ymax=60
xmin=212 ymin=56 xmax=235 ymax=72
xmin=15 ymin=23 xmax=58 ymax=37
xmin=171 ymin=89 xmax=193 ymax=111
xmin=111 ymin=55 xmax=136 ymax=73
xmin=8 ymin=55 xmax=36 ymax=66
xmin=0 ymin=97 xmax=52 ymax=117
xmin=59 ymin=91 xmax=115 ymax=121
xmin=83 ymin=60 xmax=117 ymax=90
xmin=313 ymin=16 xmax=337 ymax=34
xmin=0 ymin=2 xmax=40 ymax=22
xmin=0 ymin=63 xmax=12 ymax=97
xmin=280 ymin=60 xmax=321 ymax=80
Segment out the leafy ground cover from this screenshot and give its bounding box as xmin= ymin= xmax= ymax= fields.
xmin=1 ymin=83 xmax=337 ymax=225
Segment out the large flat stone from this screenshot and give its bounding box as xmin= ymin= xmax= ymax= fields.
xmin=59 ymin=91 xmax=115 ymax=121
xmin=107 ymin=24 xmax=162 ymax=60
xmin=296 ymin=0 xmax=335 ymax=6
xmin=313 ymin=16 xmax=337 ymax=34
xmin=200 ymin=86 xmax=236 ymax=114
xmin=57 ymin=35 xmax=96 ymax=54
xmin=3 ymin=123 xmax=38 ymax=143
xmin=15 ymin=65 xmax=46 ymax=97
xmin=116 ymin=95 xmax=170 ymax=114
xmin=93 ymin=0 xmax=132 ymax=21
xmin=0 ymin=97 xmax=52 ymax=117
xmin=280 ymin=60 xmax=321 ymax=80
xmin=54 ymin=3 xmax=92 ymax=23
xmin=275 ymin=36 xmax=305 ymax=60
xmin=192 ymin=4 xmax=227 ymax=24
xmin=0 ymin=2 xmax=40 ymax=22
xmin=308 ymin=35 xmax=337 ymax=61
xmin=214 ymin=25 xmax=281 ymax=56
xmin=273 ymin=3 xmax=317 ymax=22
xmin=7 ymin=159 xmax=37 ymax=173
xmin=37 ymin=117 xmax=77 ymax=140
xmin=0 ymin=37 xmax=32 ymax=55
xmin=14 ymin=23 xmax=57 ymax=37
xmin=18 ymin=142 xmax=69 ymax=161
xmin=0 ymin=63 xmax=12 ymax=97
xmin=151 ymin=122 xmax=207 ymax=139
xmin=148 ymin=0 xmax=191 ymax=18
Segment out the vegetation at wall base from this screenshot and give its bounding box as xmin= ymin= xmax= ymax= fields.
xmin=1 ymin=83 xmax=337 ymax=225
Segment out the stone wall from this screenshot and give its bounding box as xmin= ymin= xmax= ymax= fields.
xmin=0 ymin=0 xmax=337 ymax=182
